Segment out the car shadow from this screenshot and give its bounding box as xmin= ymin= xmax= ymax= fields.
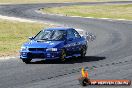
xmin=29 ymin=56 xmax=106 ymax=64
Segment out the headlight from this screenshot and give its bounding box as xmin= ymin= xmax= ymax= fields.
xmin=46 ymin=48 xmax=57 ymax=51
xmin=21 ymin=46 xmax=28 ymax=51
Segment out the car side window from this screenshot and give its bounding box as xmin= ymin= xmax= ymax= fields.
xmin=67 ymin=29 xmax=76 ymax=39
xmin=72 ymin=29 xmax=81 ymax=38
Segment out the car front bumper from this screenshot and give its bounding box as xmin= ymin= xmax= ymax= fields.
xmin=20 ymin=51 xmax=61 ymax=60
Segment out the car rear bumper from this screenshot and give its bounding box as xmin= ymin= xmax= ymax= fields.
xmin=20 ymin=51 xmax=61 ymax=60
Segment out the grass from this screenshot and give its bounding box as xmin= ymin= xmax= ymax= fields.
xmin=0 ymin=0 xmax=130 ymax=4
xmin=41 ymin=4 xmax=132 ymax=20
xmin=0 ymin=20 xmax=53 ymax=57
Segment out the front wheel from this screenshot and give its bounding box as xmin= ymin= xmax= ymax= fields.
xmin=60 ymin=49 xmax=66 ymax=62
xmin=22 ymin=59 xmax=32 ymax=64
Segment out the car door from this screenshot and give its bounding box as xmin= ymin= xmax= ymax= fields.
xmin=66 ymin=29 xmax=77 ymax=56
xmin=72 ymin=29 xmax=82 ymax=54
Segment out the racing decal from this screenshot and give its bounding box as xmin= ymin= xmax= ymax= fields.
xmin=50 ymin=43 xmax=54 ymax=45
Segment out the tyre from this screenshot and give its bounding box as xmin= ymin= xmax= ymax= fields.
xmin=60 ymin=49 xmax=66 ymax=62
xmin=80 ymin=46 xmax=87 ymax=58
xmin=22 ymin=59 xmax=32 ymax=64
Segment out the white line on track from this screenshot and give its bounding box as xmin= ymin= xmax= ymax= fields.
xmin=0 ymin=56 xmax=16 ymax=60
xmin=36 ymin=10 xmax=132 ymax=22
xmin=0 ymin=15 xmax=44 ymax=23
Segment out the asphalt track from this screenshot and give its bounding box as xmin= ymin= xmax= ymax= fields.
xmin=0 ymin=1 xmax=132 ymax=88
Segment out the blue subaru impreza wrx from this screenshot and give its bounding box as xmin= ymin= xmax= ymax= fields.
xmin=20 ymin=27 xmax=88 ymax=63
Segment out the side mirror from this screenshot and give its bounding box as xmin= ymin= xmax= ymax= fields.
xmin=68 ymin=38 xmax=73 ymax=41
xmin=29 ymin=37 xmax=34 ymax=40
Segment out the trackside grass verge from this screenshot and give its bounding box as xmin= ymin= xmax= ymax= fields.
xmin=0 ymin=0 xmax=130 ymax=4
xmin=0 ymin=20 xmax=52 ymax=57
xmin=41 ymin=4 xmax=132 ymax=20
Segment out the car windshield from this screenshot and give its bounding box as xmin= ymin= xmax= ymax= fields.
xmin=34 ymin=30 xmax=66 ymax=41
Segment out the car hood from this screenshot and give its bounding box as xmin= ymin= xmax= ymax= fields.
xmin=23 ymin=40 xmax=64 ymax=48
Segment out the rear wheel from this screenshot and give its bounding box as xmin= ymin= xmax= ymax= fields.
xmin=60 ymin=49 xmax=66 ymax=62
xmin=80 ymin=46 xmax=87 ymax=58
xmin=22 ymin=59 xmax=32 ymax=64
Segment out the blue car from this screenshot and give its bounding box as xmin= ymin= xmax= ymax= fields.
xmin=20 ymin=27 xmax=88 ymax=63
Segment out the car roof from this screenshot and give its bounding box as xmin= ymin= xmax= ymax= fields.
xmin=43 ymin=27 xmax=74 ymax=31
